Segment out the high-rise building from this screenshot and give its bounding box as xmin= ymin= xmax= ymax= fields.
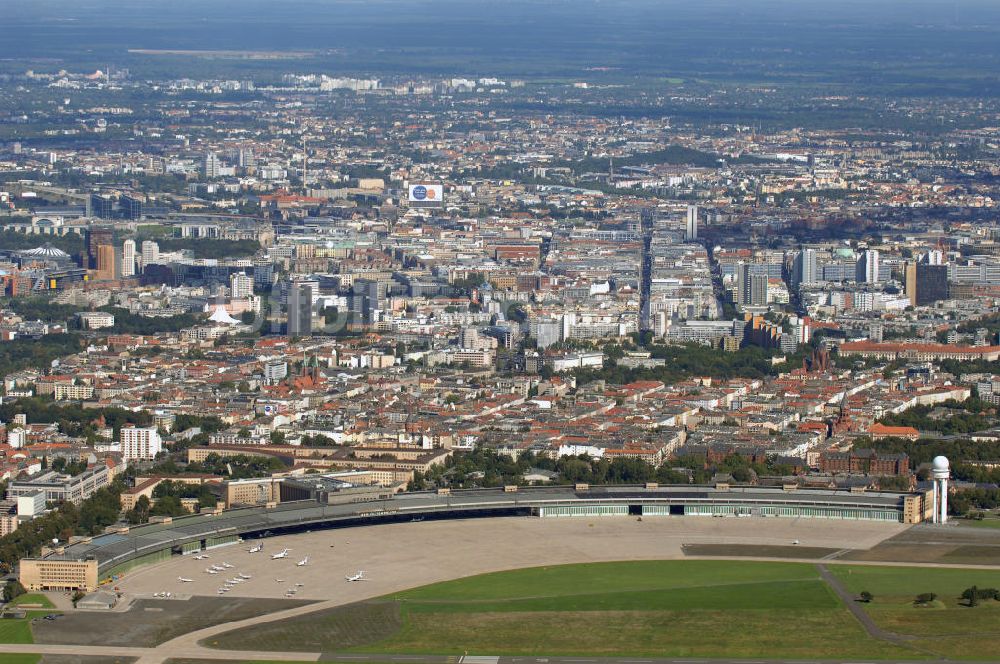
xmin=459 ymin=327 xmax=481 ymax=349
xmin=351 ymin=278 xmax=387 ymax=323
xmin=856 ymin=250 xmax=880 ymax=284
xmin=120 ymin=194 xmax=143 ymax=220
xmin=96 ymin=245 xmax=116 ymax=281
xmin=203 ymin=152 xmax=221 ymax=179
xmin=89 ymin=194 xmax=114 ymax=219
xmin=140 ymin=240 xmax=160 ymax=268
xmin=793 ymin=248 xmax=817 ymax=287
xmin=685 ymin=205 xmax=698 ymax=241
xmin=737 ymin=263 xmax=768 ymax=308
xmin=85 ymin=227 xmax=114 ymax=270
xmin=231 ymin=272 xmax=253 ymax=298
xmin=120 ymin=426 xmax=162 ymax=461
xmin=287 ymin=282 xmax=313 ymax=338
xmin=906 ymin=261 xmax=949 ymax=306
xmin=121 ymin=239 xmax=136 ymax=278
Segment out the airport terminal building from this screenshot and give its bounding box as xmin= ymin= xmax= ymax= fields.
xmin=19 ymin=484 xmax=934 ymax=591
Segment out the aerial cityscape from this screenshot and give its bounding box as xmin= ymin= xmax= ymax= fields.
xmin=1 ymin=1 xmax=1000 ymax=663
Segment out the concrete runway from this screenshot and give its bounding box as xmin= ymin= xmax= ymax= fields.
xmin=114 ymin=515 xmax=908 ymax=600
xmin=8 ymin=516 xmax=956 ymax=664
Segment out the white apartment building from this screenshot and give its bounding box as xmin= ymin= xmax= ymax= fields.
xmin=121 ymin=426 xmax=163 ymax=461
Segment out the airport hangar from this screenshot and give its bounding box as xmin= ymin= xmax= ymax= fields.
xmin=19 ymin=483 xmax=932 ymax=592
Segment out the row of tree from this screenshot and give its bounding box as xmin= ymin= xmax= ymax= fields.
xmin=0 ymin=482 xmax=124 ymax=573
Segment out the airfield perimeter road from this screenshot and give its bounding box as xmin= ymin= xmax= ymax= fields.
xmin=4 ymin=517 xmax=999 ymax=664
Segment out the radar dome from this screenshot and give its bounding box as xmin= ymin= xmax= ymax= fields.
xmin=932 ymin=455 xmax=950 ymax=472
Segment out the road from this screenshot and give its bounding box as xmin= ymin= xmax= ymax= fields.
xmin=2 ymin=644 xmax=998 ymax=664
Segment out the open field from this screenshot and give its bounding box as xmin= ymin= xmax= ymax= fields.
xmin=841 ymin=523 xmax=1000 ymax=565
xmin=115 ymin=516 xmax=907 ymax=601
xmin=32 ymin=598 xmax=311 ymax=648
xmin=0 ymin=618 xmax=34 ymax=644
xmin=829 ymin=565 xmax=1000 ymax=660
xmin=209 ymin=561 xmax=914 ymax=659
xmin=41 ymin=658 xmax=136 ymax=664
xmin=9 ymin=595 xmax=55 ymax=609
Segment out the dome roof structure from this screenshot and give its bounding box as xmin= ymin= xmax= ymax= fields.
xmin=20 ymin=243 xmax=71 ymax=259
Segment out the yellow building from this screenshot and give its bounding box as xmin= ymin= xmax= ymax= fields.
xmin=20 ymin=557 xmax=98 ymax=592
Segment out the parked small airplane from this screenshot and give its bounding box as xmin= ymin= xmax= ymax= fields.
xmin=205 ymin=569 xmax=218 ymax=574
xmin=271 ymin=548 xmax=291 ymax=559
xmin=296 ymin=556 xmax=309 ymax=567
xmin=248 ymin=542 xmax=264 ymax=553
xmin=221 ymin=562 xmax=235 ymax=568
xmin=239 ymin=573 xmax=252 ymax=579
xmin=194 ymin=554 xmax=209 ymax=560
xmin=345 ymin=570 xmax=368 ymax=582
xmin=275 ymin=578 xmax=286 ymax=583
xmin=178 ymin=577 xmax=193 ymax=583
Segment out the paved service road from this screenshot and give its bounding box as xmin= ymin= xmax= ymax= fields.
xmin=4 ymin=645 xmax=999 ymax=664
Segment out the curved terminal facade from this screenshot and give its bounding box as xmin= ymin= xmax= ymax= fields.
xmin=19 ymin=484 xmax=932 ymax=592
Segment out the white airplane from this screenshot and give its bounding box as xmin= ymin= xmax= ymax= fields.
xmin=295 ymin=582 xmax=304 ymax=587
xmin=793 ymin=540 xmax=800 ymax=545
xmin=271 ymin=548 xmax=291 ymax=559
xmin=194 ymin=554 xmax=208 ymax=560
xmin=178 ymin=577 xmax=193 ymax=583
xmin=275 ymin=578 xmax=286 ymax=583
xmin=205 ymin=569 xmax=218 ymax=575
xmin=248 ymin=542 xmax=264 ymax=553
xmin=345 ymin=570 xmax=368 ymax=582
xmin=222 ymin=562 xmax=235 ymax=568
xmin=239 ymin=573 xmax=252 ymax=579
xmin=297 ymin=556 xmax=309 ymax=567
xmin=211 ymin=564 xmax=225 ymax=571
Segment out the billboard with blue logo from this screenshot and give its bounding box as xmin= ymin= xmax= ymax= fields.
xmin=407 ymin=182 xmax=443 ymax=208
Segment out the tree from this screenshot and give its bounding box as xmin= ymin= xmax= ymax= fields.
xmin=963 ymin=586 xmax=980 ymax=607
xmin=2 ymin=579 xmax=26 ymax=602
xmin=914 ymin=592 xmax=935 ymax=605
xmin=859 ymin=591 xmax=874 ymax=603
xmin=71 ymin=590 xmax=86 ymax=607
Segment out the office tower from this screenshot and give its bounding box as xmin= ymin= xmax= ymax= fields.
xmin=856 ymin=249 xmax=879 ymax=284
xmin=121 ymin=239 xmax=136 ymax=278
xmin=237 ymin=148 xmax=255 ymax=168
xmin=685 ymin=205 xmax=698 ymax=241
xmin=203 ymin=152 xmax=221 ymax=179
xmin=869 ymin=321 xmax=884 ymax=343
xmin=459 ymin=327 xmax=481 ymax=349
xmin=793 ymin=248 xmax=817 ymax=287
xmin=906 ymin=261 xmax=949 ymax=306
xmin=141 ymin=240 xmax=160 ymax=267
xmin=926 ymin=250 xmax=944 ymax=266
xmin=737 ymin=263 xmax=769 ymax=307
xmin=351 ymin=278 xmax=387 ymax=323
xmin=287 ymin=282 xmax=313 ymax=338
xmin=120 ymin=426 xmax=163 ymax=461
xmin=231 ymin=272 xmax=253 ymax=298
xmin=120 ymin=194 xmax=143 ymax=220
xmin=85 ymin=226 xmax=114 ymax=270
xmin=96 ymin=245 xmax=116 ymax=281
xmin=90 ymin=194 xmax=114 ymax=219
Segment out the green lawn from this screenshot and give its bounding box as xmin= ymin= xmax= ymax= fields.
xmin=961 ymin=518 xmax=1000 ymax=530
xmin=9 ymin=594 xmax=54 ymax=609
xmin=0 ymin=617 xmax=34 ymax=644
xmin=830 ymin=565 xmax=1000 ymax=660
xmin=211 ymin=561 xmax=916 ymax=659
xmin=206 ymin=561 xmax=1000 ymax=659
xmin=0 ymin=655 xmax=39 ymax=664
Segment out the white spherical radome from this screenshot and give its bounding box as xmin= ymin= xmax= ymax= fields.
xmin=932 ymin=455 xmax=950 ymax=472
